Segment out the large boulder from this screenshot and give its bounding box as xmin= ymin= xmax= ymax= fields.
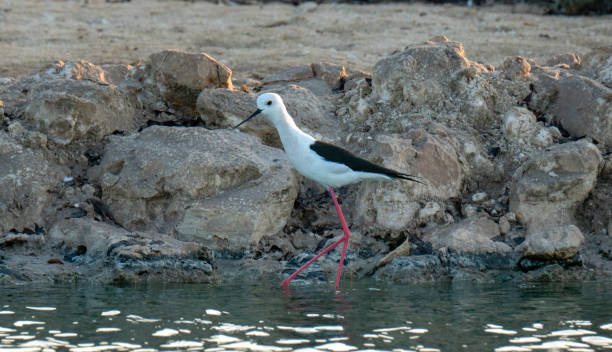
xmin=370 ymin=36 xmax=529 ymax=131
xmin=510 ymin=140 xmax=602 ymax=233
xmin=423 ymin=217 xmax=510 ymax=254
xmin=89 ymin=126 xmax=299 ymax=251
xmin=23 ymin=79 xmax=139 ymax=146
xmin=529 ymin=66 xmax=612 ymax=148
xmin=0 ymin=133 xmax=64 ymax=233
xmin=354 ymin=122 xmax=479 ymax=230
xmin=149 ymin=50 xmax=232 ymax=113
xmin=516 ymin=224 xmax=584 ymax=260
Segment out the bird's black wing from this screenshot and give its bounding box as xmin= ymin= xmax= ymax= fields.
xmin=309 ymin=140 xmax=422 ymax=183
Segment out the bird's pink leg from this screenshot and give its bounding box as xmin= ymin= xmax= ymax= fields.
xmin=329 ymin=187 xmax=351 ymax=291
xmin=280 ymin=187 xmax=352 ymax=288
xmin=281 ymin=235 xmax=345 ymax=287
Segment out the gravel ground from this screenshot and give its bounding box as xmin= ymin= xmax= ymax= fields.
xmin=1 ymin=0 xmax=611 ymax=77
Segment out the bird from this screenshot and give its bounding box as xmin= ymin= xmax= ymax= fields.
xmin=235 ymin=92 xmax=421 ymax=290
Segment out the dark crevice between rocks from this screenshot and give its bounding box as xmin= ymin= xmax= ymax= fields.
xmin=88 ymin=198 xmax=120 ymax=226
xmin=443 ymin=251 xmax=520 ymax=272
xmin=213 ymin=249 xmax=249 ymax=260
xmin=517 ymin=253 xmax=583 ymax=272
xmin=63 ymin=245 xmax=87 ymax=263
xmin=409 ymin=234 xmax=433 ymax=255
xmin=85 ymin=149 xmax=102 ymax=167
xmin=140 ymin=114 xmax=205 ymax=132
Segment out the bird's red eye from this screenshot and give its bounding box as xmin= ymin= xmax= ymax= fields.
xmin=266 ymin=100 xmax=272 ymax=105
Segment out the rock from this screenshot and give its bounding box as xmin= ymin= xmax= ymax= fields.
xmin=89 ymin=126 xmax=299 ymax=251
xmin=510 ymin=140 xmax=602 ymax=233
xmin=472 ymin=192 xmax=487 ymax=203
xmin=578 ymin=180 xmax=612 ymax=236
xmin=23 ymin=79 xmax=139 ymax=146
xmin=49 ymin=218 xmax=214 ymax=283
xmin=423 ymin=217 xmax=510 ymax=254
xmin=232 ymin=76 xmax=261 ymax=90
xmin=262 ymin=64 xmax=314 ymax=83
xmin=374 ymin=251 xmax=520 ymax=283
xmin=197 ymin=88 xmax=256 ymax=128
xmin=501 ymin=56 xmax=531 ymax=79
xmin=602 ymin=153 xmax=612 ymax=178
xmin=370 ymin=37 xmax=529 ymax=131
xmin=312 ymin=62 xmax=347 ymax=90
xmin=551 ymin=75 xmax=612 ymax=147
xmin=149 ymin=50 xmax=232 ymax=113
xmin=505 ymin=212 xmax=517 ymax=222
xmin=529 ymin=66 xmax=612 ymax=147
xmin=503 ymin=106 xmax=537 ymax=141
xmin=418 ymin=201 xmax=442 ymax=219
xmin=0 ymin=232 xmax=45 ymax=247
xmin=374 ymin=255 xmax=446 ymax=283
xmin=0 ymin=132 xmax=64 ymax=233
xmin=100 ymin=64 xmax=131 ymax=86
xmin=356 ymin=186 xmax=420 ymax=231
xmin=6 ymin=121 xmax=48 ymax=149
xmin=340 ymin=76 xmax=373 ymax=125
xmin=40 ymin=60 xmax=108 ymax=85
xmin=375 ymin=239 xmax=412 ymax=269
xmin=545 ymin=53 xmax=581 ymax=69
xmin=530 ymin=126 xmax=561 ymax=147
xmin=462 ymin=204 xmax=478 ymax=218
xmin=499 ymin=216 xmax=511 ymax=235
xmin=355 ymin=122 xmax=474 ymax=230
xmin=580 ymin=45 xmax=612 ymax=87
xmin=516 ymin=224 xmax=584 ymax=260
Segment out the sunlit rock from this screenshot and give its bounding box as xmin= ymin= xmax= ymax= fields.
xmin=371 ymin=36 xmax=528 ymax=131
xmin=149 ymin=49 xmax=232 ymax=113
xmin=24 ymin=80 xmax=138 ymax=146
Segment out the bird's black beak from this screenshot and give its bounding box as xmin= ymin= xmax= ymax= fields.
xmin=234 ymin=109 xmax=262 ymax=129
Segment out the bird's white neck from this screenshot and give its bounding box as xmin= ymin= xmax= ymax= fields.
xmin=269 ymin=109 xmax=314 ymax=150
xmin=271 ymin=110 xmax=306 ymax=137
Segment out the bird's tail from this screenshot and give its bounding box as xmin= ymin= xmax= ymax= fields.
xmin=392 ymin=172 xmax=426 ymax=185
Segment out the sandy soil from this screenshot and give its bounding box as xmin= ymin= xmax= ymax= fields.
xmin=1 ymin=1 xmax=611 ymax=78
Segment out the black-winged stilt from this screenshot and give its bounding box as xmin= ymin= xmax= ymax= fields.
xmin=235 ymin=92 xmax=421 ymax=290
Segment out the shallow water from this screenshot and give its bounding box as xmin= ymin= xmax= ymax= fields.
xmin=1 ymin=280 xmax=612 ymax=352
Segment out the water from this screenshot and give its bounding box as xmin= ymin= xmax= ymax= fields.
xmin=1 ymin=280 xmax=612 ymax=351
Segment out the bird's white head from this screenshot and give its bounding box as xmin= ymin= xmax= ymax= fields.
xmin=234 ymin=92 xmax=288 ymax=129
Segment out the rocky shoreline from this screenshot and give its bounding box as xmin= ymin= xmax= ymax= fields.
xmin=1 ymin=36 xmax=611 ymax=286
